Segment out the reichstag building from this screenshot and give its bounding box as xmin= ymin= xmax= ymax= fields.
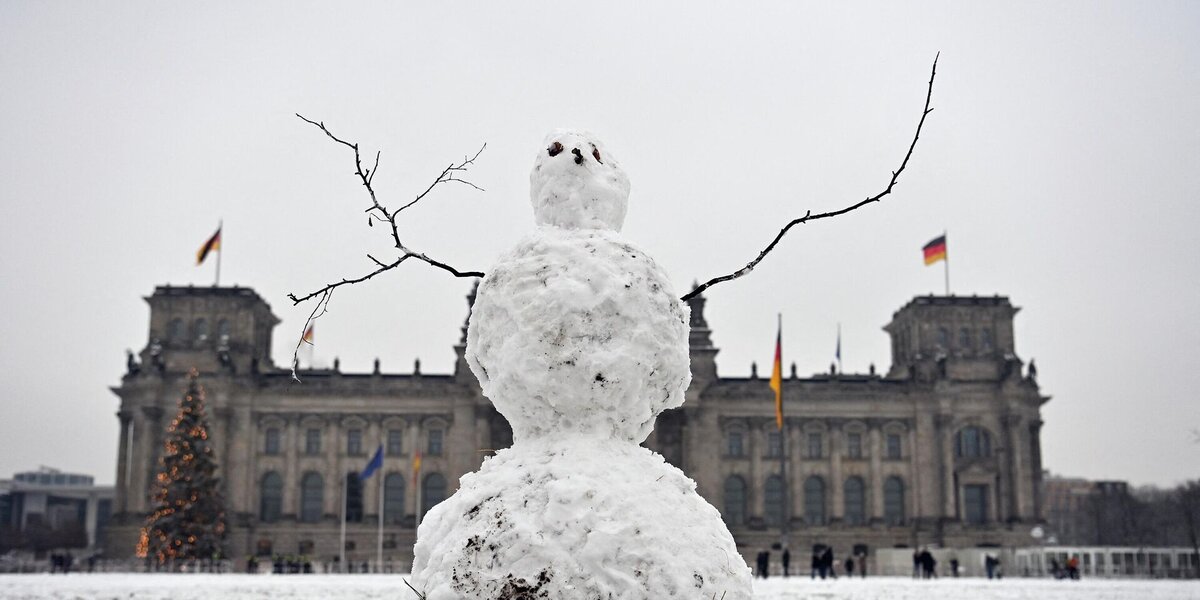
xmin=104 ymin=284 xmax=1048 ymax=566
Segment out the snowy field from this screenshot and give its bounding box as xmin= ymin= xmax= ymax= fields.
xmin=0 ymin=574 xmax=1197 ymax=600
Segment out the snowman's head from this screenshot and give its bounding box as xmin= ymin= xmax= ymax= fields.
xmin=530 ymin=130 xmax=630 ymax=231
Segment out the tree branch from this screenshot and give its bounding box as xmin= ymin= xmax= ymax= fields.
xmin=681 ymin=53 xmax=940 ymax=302
xmin=287 ymin=115 xmax=486 ymax=379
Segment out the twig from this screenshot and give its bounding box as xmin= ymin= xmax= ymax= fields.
xmin=402 ymin=578 xmax=427 ymax=599
xmin=287 ymin=115 xmax=486 ymax=378
xmin=681 ymin=53 xmax=940 ymax=302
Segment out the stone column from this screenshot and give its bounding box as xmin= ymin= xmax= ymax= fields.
xmin=749 ymin=423 xmax=763 ymax=519
xmin=830 ymin=422 xmax=843 ymax=521
xmin=1029 ymin=420 xmax=1045 ymax=521
xmin=788 ymin=420 xmax=802 ymax=525
xmin=137 ymin=405 xmax=165 ymax=514
xmin=1004 ymin=414 xmax=1026 ymax=521
xmin=115 ymin=411 xmax=133 ymax=514
xmin=283 ymin=415 xmax=299 ymax=517
xmin=85 ymin=494 xmax=100 ymax=549
xmin=408 ymin=418 xmax=422 ymax=517
xmin=935 ymin=414 xmax=956 ymax=519
xmin=326 ymin=416 xmax=341 ymax=517
xmin=869 ymin=424 xmax=884 ymax=521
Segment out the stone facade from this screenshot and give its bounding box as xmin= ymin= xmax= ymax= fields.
xmin=106 ymin=285 xmax=1047 ymax=566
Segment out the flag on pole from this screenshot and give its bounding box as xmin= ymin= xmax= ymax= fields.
xmin=923 ymin=234 xmax=947 ymax=265
xmin=196 ymin=226 xmax=221 ymax=265
xmin=769 ymin=316 xmax=783 ymax=430
xmin=835 ymin=324 xmax=842 ymax=368
xmin=360 ymin=445 xmax=383 ymax=480
xmin=302 ymin=322 xmax=315 ymax=345
xmin=412 ymin=450 xmax=422 ymax=486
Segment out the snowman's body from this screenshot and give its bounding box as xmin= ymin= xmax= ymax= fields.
xmin=410 ymin=131 xmax=753 ymax=600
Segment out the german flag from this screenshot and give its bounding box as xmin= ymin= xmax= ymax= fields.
xmin=412 ymin=450 xmax=422 ymax=486
xmin=302 ymin=322 xmax=315 ymax=345
xmin=769 ymin=317 xmax=783 ymax=430
xmin=196 ymin=226 xmax=221 ymax=265
xmin=923 ymin=234 xmax=947 ymax=265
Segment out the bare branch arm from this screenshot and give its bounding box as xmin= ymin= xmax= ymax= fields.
xmin=682 ymin=53 xmax=939 ymax=302
xmin=287 ymin=115 xmax=486 ymax=378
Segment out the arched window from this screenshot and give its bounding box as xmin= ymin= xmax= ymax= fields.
xmin=981 ymin=328 xmax=994 ymax=351
xmin=384 ymin=473 xmax=406 ymax=524
xmin=803 ymin=476 xmax=826 ymax=525
xmin=345 ymin=473 xmax=363 ymax=523
xmin=217 ymin=319 xmax=231 ymax=339
xmin=956 ymin=426 xmax=992 ymax=458
xmin=193 ymin=318 xmax=209 ymax=342
xmin=723 ymin=475 xmax=747 ymax=526
xmin=844 ymin=476 xmax=866 ymax=526
xmin=726 ymin=431 xmax=745 ymax=457
xmin=167 ymin=318 xmax=184 ymax=342
xmin=884 ymin=476 xmax=906 ymax=525
xmin=259 ymin=471 xmax=282 ymax=523
xmin=421 ymin=473 xmax=447 ymax=520
xmin=764 ymin=475 xmax=785 ymax=527
xmin=300 ymin=472 xmax=323 ymax=523
xmin=937 ymin=327 xmax=949 ymax=349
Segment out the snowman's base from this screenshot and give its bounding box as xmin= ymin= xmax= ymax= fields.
xmin=411 ymin=438 xmax=753 ymax=600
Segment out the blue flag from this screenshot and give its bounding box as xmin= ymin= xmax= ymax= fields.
xmin=360 ymin=445 xmax=383 ymax=480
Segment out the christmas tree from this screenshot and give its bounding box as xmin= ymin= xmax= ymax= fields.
xmin=136 ymin=370 xmax=226 ymax=566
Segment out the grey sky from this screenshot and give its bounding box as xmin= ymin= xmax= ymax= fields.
xmin=1 ymin=2 xmax=1197 ymax=488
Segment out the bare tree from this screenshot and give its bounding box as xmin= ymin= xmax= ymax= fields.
xmin=286 ymin=55 xmax=939 ymax=375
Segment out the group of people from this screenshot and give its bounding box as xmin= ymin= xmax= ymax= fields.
xmin=753 ymin=549 xmax=786 ymax=578
xmin=912 ymin=549 xmax=939 ymax=578
xmin=48 ymin=552 xmax=98 ymax=574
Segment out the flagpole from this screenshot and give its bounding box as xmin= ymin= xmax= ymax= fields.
xmin=339 ymin=472 xmax=347 ymax=573
xmin=943 ymin=229 xmax=949 ymax=296
xmin=377 ymin=454 xmax=384 ymax=572
xmin=779 ymin=313 xmax=790 ymax=552
xmin=215 ymin=219 xmax=222 ymax=287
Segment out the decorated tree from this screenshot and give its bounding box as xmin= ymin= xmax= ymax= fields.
xmin=136 ymin=370 xmax=226 ymax=566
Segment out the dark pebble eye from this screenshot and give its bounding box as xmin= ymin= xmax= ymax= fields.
xmin=548 ymin=141 xmax=563 ymax=157
xmin=592 ymin=146 xmax=602 ymax=163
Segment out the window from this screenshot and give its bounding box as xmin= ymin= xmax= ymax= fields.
xmin=387 ymin=429 xmax=403 ymax=456
xmin=938 ymin=327 xmax=949 ymax=348
xmin=767 ymin=432 xmax=783 ymax=458
xmin=981 ymin=328 xmax=994 ymax=351
xmin=726 ymin=431 xmax=745 ymax=457
xmin=956 ymin=426 xmax=992 ymax=458
xmin=259 ymin=472 xmax=283 ymax=523
xmin=428 ymin=429 xmax=444 ymax=456
xmin=884 ymin=476 xmax=905 ymax=525
xmin=964 ymin=484 xmax=989 ymax=524
xmin=300 ymin=472 xmax=324 ymax=522
xmin=421 ymin=473 xmax=447 ymax=519
xmin=844 ymin=476 xmax=866 ymax=526
xmin=347 ymin=429 xmax=363 ymax=455
xmin=723 ymin=476 xmax=747 ymax=526
xmin=807 ymin=433 xmax=823 ymax=459
xmin=194 ymin=318 xmax=209 ymax=342
xmin=384 ymin=473 xmax=406 ymax=524
xmin=255 ymin=539 xmax=272 ymax=557
xmin=764 ymin=475 xmax=785 ymax=527
xmin=217 ymin=319 xmax=231 ymax=339
xmin=803 ymin=477 xmax=826 ymax=525
xmin=847 ymin=433 xmax=863 ymax=459
xmin=959 ymin=327 xmax=971 ymax=350
xmin=345 ymin=473 xmax=363 ymax=523
xmin=264 ymin=428 xmax=281 ymax=455
xmin=886 ymin=433 xmax=902 ymax=459
xmin=305 ymin=428 xmax=321 ymax=454
xmin=167 ymin=318 xmax=184 ymax=342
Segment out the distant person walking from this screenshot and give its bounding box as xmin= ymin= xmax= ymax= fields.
xmin=845 ymin=556 xmax=856 ymax=577
xmin=782 ymin=548 xmax=790 ymax=577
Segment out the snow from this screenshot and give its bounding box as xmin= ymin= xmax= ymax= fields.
xmin=410 ymin=132 xmax=752 ymax=599
xmin=1 ymin=574 xmax=1197 ymax=599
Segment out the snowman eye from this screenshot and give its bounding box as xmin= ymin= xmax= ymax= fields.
xmin=592 ymin=146 xmax=603 ymax=164
xmin=548 ymin=141 xmax=564 ymax=157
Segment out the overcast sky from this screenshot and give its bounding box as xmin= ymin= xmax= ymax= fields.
xmin=1 ymin=2 xmax=1197 ymax=488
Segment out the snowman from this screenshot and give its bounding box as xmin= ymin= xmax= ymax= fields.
xmin=410 ymin=131 xmax=753 ymax=599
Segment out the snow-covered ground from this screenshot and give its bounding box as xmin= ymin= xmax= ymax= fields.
xmin=0 ymin=574 xmax=1196 ymax=599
